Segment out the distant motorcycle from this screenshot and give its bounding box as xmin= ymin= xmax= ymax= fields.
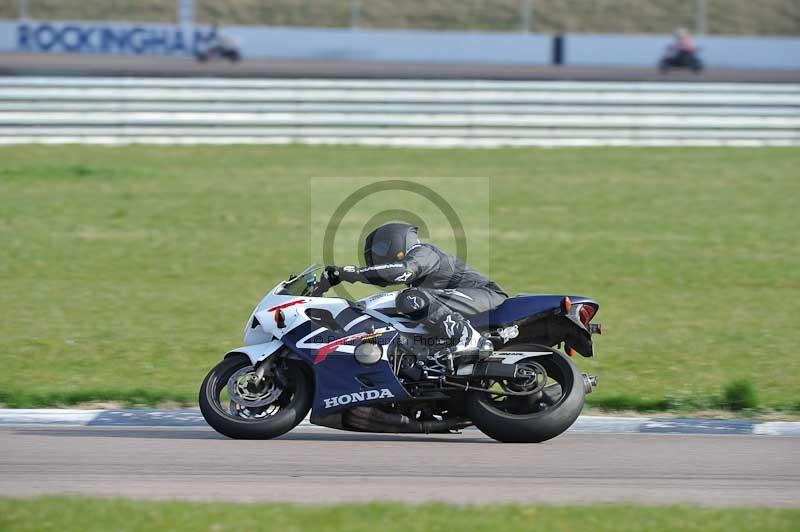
xmin=195 ymin=33 xmax=240 ymax=62
xmin=659 ymin=48 xmax=703 ymax=73
xmin=199 ymin=264 xmax=601 ymax=442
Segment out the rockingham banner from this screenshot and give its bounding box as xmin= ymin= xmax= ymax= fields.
xmin=1 ymin=19 xmax=798 ymax=69
xmin=0 ymin=19 xmax=553 ymax=63
xmin=6 ymin=20 xmax=215 ymax=55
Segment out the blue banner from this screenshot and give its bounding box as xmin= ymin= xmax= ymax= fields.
xmin=16 ymin=22 xmax=216 ymax=55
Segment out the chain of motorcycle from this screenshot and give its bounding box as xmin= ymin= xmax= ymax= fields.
xmin=441 ymin=378 xmax=545 ymax=397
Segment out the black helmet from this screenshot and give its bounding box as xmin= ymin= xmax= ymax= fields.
xmin=364 ymin=223 xmax=419 ymax=267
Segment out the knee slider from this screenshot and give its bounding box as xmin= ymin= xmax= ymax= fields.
xmin=395 ymin=289 xmax=429 ymax=320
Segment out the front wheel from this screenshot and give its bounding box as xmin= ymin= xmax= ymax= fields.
xmin=199 ymin=354 xmax=313 ymax=439
xmin=465 ymin=344 xmax=585 ymax=443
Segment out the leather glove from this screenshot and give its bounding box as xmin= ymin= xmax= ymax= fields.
xmin=324 ymin=265 xmax=342 ymax=286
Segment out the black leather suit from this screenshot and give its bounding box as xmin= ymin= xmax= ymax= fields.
xmin=340 ymin=243 xmax=507 ymax=334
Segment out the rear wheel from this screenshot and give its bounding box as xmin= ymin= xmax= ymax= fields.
xmin=465 ymin=344 xmax=585 ymax=443
xmin=199 ymin=354 xmax=312 ymax=439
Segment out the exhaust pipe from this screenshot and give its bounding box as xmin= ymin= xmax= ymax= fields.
xmin=582 ymin=373 xmax=598 ymax=394
xmin=344 ymin=407 xmax=470 ymax=434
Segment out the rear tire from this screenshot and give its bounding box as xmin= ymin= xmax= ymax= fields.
xmin=199 ymin=355 xmax=312 ymax=439
xmin=465 ymin=345 xmax=585 ymax=443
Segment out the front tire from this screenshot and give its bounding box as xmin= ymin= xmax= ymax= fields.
xmin=199 ymin=355 xmax=313 ymax=439
xmin=465 ymin=345 xmax=585 ymax=443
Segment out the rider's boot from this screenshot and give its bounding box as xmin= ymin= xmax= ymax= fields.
xmin=441 ymin=313 xmax=493 ymax=361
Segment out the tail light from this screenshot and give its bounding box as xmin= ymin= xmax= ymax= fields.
xmin=578 ymin=304 xmax=596 ymax=326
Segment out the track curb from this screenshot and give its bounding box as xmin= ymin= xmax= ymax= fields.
xmin=1 ymin=409 xmax=799 ymax=436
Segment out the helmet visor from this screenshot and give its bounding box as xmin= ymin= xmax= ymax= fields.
xmin=370 ymin=239 xmax=392 ymax=262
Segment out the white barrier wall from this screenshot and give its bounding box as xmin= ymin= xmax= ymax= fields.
xmin=228 ymin=26 xmax=552 ymax=64
xmin=566 ymin=34 xmax=800 ymax=70
xmin=0 ymin=20 xmax=551 ymax=64
xmin=1 ymin=19 xmax=799 ymax=70
xmin=699 ymin=36 xmax=800 ymax=70
xmin=0 ymin=21 xmax=16 ymax=51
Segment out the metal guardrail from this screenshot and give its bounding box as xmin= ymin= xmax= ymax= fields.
xmin=0 ymin=77 xmax=797 ymax=147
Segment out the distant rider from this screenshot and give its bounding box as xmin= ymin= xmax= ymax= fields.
xmin=324 ymin=223 xmax=507 ymax=357
xmin=668 ymin=27 xmax=696 ymax=62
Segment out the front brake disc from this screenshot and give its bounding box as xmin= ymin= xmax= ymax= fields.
xmin=226 ymin=366 xmax=284 ymax=408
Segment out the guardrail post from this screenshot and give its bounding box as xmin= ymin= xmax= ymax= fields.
xmin=178 ymin=0 xmax=194 ymax=27
xmin=695 ymin=0 xmax=707 ymax=34
xmin=520 ymin=0 xmax=533 ymax=33
xmin=350 ymin=0 xmax=361 ymax=28
xmin=17 ymin=0 xmax=29 ymax=19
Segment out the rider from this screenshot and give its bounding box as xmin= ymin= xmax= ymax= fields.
xmin=325 ymin=223 xmax=507 ymax=357
xmin=668 ymin=27 xmax=697 ymax=62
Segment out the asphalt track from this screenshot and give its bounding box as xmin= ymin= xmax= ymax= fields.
xmin=1 ymin=426 xmax=798 ymax=507
xmin=3 ymin=52 xmax=800 ymax=82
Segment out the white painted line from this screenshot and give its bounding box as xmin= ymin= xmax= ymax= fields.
xmin=568 ymin=415 xmax=647 ymax=433
xmin=753 ymin=422 xmax=800 ymax=437
xmin=2 ymin=409 xmax=799 ymax=436
xmin=0 ymin=137 xmax=795 ymax=147
xmin=0 ymin=409 xmax=102 ymax=426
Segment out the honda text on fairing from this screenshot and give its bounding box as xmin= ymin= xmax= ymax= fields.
xmin=199 ymin=265 xmax=601 ymax=442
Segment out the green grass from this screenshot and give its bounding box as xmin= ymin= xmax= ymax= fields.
xmin=1 ymin=497 xmax=798 ymax=532
xmin=0 ymin=0 xmax=798 ymax=35
xmin=1 ymin=145 xmax=799 ymax=412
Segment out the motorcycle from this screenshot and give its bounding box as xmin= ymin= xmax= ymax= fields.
xmin=195 ymin=38 xmax=241 ymax=63
xmin=199 ymin=264 xmax=601 ymax=442
xmin=659 ymin=48 xmax=703 ymax=73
